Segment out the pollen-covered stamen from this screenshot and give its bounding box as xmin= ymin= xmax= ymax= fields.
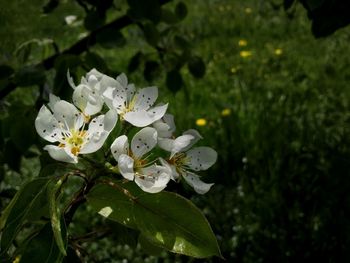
xmin=119 ymin=94 xmax=138 ymax=120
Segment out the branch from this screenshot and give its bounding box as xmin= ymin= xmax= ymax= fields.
xmin=0 ymin=0 xmax=172 ymax=100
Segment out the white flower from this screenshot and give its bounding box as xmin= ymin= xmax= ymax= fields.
xmin=160 ymin=129 xmax=217 ymax=194
xmin=153 ymin=113 xmax=176 ymax=139
xmin=35 ymin=94 xmax=117 ymax=163
xmin=67 ymin=69 xmax=116 ymax=117
xmin=110 ymin=127 xmax=171 ymax=193
xmin=103 ymin=73 xmax=168 ymax=127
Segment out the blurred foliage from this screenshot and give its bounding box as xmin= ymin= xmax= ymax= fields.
xmin=1 ymin=0 xmax=350 ymax=262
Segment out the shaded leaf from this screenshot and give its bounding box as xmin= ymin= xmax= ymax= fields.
xmin=161 ymin=8 xmax=179 ymax=24
xmin=42 ymin=0 xmax=59 ymax=13
xmin=84 ymin=52 xmax=108 ymax=72
xmin=144 ymin=60 xmax=160 ymax=82
xmin=84 ymin=11 xmax=106 ymax=31
xmin=14 ymin=65 xmax=46 ymax=86
xmin=175 ymin=2 xmax=188 ymax=20
xmin=188 ymin=56 xmax=206 ymax=78
xmin=96 ymin=29 xmax=126 ymax=49
xmin=0 ymin=178 xmax=50 ymax=254
xmin=20 ymin=223 xmax=66 ymax=263
xmin=143 ymin=23 xmax=160 ymax=47
xmin=127 ymin=0 xmax=161 ymax=23
xmin=128 ymin=51 xmax=143 ymax=73
xmin=0 ymin=65 xmax=14 ymax=80
xmin=166 ymin=70 xmax=183 ymax=93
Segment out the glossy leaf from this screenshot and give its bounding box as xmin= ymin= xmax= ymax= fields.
xmin=0 ymin=178 xmax=50 ymax=254
xmin=87 ymin=182 xmax=138 ymax=229
xmin=133 ymin=192 xmax=222 ymax=258
xmin=87 ymin=182 xmax=221 ymax=258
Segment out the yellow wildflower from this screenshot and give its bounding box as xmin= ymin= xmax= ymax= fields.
xmin=240 ymin=51 xmax=252 ymax=58
xmin=245 ymin=7 xmax=252 ymax=14
xmin=238 ymin=40 xmax=247 ymax=46
xmin=196 ymin=118 xmax=207 ymax=126
xmin=274 ymin=48 xmax=283 ymax=55
xmin=221 ymin=108 xmax=231 ymax=116
xmin=13 ymin=256 xmax=21 ymax=263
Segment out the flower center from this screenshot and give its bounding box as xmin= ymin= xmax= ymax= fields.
xmin=168 ymin=153 xmax=189 ymax=167
xmin=60 ymin=130 xmax=87 ymax=156
xmin=120 ymin=95 xmax=138 ymax=120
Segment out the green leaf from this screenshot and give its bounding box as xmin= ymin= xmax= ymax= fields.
xmin=84 ymin=11 xmax=105 ymax=31
xmin=96 ymin=29 xmax=126 ymax=49
xmin=87 ymin=182 xmax=221 ymax=258
xmin=161 ymin=8 xmax=179 ymax=24
xmin=188 ymin=56 xmax=206 ymax=78
xmin=128 ymin=51 xmax=143 ymax=73
xmin=0 ymin=178 xmax=50 ymax=254
xmin=0 ymin=65 xmax=14 ymax=80
xmin=86 ymin=182 xmax=139 ymax=229
xmin=143 ymin=60 xmax=160 ymax=82
xmin=133 ymin=192 xmax=222 ymax=258
xmin=166 ymin=70 xmax=183 ymax=93
xmin=175 ymin=2 xmax=188 ymax=20
xmin=20 ymin=223 xmax=66 ymax=263
xmin=84 ymin=52 xmax=108 ymax=72
xmin=14 ymin=65 xmax=46 ymax=86
xmin=48 ymin=177 xmax=68 ymax=256
xmin=142 ymin=22 xmax=160 ymax=47
xmin=127 ymin=0 xmax=161 ymax=23
xmin=138 ymin=234 xmax=164 ymax=255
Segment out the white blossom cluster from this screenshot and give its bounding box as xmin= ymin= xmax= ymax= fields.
xmin=35 ymin=69 xmax=217 ymax=194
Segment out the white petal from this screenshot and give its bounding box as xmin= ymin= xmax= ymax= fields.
xmin=100 ymin=74 xmax=118 ymax=94
xmin=182 ymin=129 xmax=203 ymax=151
xmin=80 ymin=131 xmax=108 ymax=154
xmin=44 ymin=145 xmax=77 ymax=164
xmin=103 ymin=110 xmax=118 ymax=132
xmin=73 ymin=84 xmax=104 ymax=116
xmin=67 ymin=70 xmax=76 ymax=89
xmin=124 ymin=104 xmax=168 ymax=127
xmin=183 ymin=172 xmax=214 ymax=194
xmin=111 ymin=135 xmax=129 ymax=161
xmin=86 ymin=68 xmax=105 ymax=80
xmin=131 ymin=127 xmax=157 ymax=158
xmin=102 ymin=86 xmax=115 ymax=109
xmin=135 ymin=165 xmax=171 ymax=193
xmin=35 ymin=105 xmax=60 ymax=143
xmin=186 ymin=146 xmax=218 ymax=171
xmin=159 ymin=158 xmax=179 ymax=181
xmin=48 ymin=94 xmax=61 ymax=111
xmin=53 ymin=100 xmax=81 ymax=130
xmin=116 ymin=73 xmax=128 ymax=88
xmin=153 ymin=114 xmax=175 ymax=138
xmin=80 ymin=111 xmax=117 ymax=154
xmin=157 ymin=138 xmax=174 ymax=152
xmin=170 ymin=134 xmax=194 ymax=158
xmin=133 ymin=86 xmax=158 ymax=111
xmin=118 ymin=154 xmax=135 ymax=180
